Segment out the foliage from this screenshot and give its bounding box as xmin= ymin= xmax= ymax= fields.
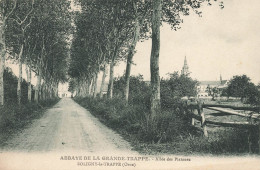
xmin=160 ymin=72 xmax=198 ymax=109
xmin=0 ymin=0 xmax=72 ymax=105
xmin=68 ymin=79 xmax=76 ymax=94
xmin=227 ymin=75 xmax=260 ymax=105
xmin=206 ymin=85 xmax=219 ymax=100
xmin=137 ymin=126 xmax=259 ymax=155
xmin=75 ymin=96 xmax=259 ymax=154
xmin=76 ymin=73 xmax=197 ymax=143
xmin=113 ymin=72 xmax=198 ymax=110
xmin=243 ymin=83 xmax=260 ymax=106
xmin=4 ymin=67 xmax=33 ymax=104
xmin=113 ymin=74 xmax=151 ymax=107
xmin=74 ymin=96 xmax=190 ymax=144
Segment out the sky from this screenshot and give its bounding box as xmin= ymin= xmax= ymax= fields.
xmin=7 ymin=0 xmax=260 ymax=87
xmin=112 ymin=0 xmax=260 ymax=84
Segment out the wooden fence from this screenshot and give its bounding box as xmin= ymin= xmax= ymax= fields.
xmin=184 ymin=101 xmax=260 ymax=154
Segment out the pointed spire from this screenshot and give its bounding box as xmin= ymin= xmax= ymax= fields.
xmin=220 ymin=74 xmax=223 ymax=84
xmin=184 ymin=56 xmax=187 ymax=64
xmin=181 ymin=56 xmax=190 ymax=76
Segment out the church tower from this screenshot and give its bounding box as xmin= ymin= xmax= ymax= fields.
xmin=181 ymin=56 xmax=190 ymax=76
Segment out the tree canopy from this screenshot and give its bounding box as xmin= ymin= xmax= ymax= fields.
xmin=227 ymin=75 xmax=260 ymax=105
xmin=0 ymin=0 xmax=72 ymax=105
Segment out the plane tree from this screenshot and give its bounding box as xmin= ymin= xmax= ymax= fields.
xmin=0 ymin=0 xmax=17 ymax=105
xmin=149 ymin=0 xmax=224 ymax=118
xmin=1 ymin=0 xmax=71 ymax=105
xmin=70 ymin=0 xmax=132 ymax=98
xmin=24 ymin=0 xmax=71 ymax=102
xmin=5 ymin=0 xmax=34 ymax=105
xmin=70 ymin=0 xmax=224 ymax=117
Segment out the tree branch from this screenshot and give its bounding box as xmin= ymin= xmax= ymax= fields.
xmin=5 ymin=0 xmax=17 ymax=20
xmin=22 ymin=17 xmax=32 ymax=32
xmin=15 ymin=0 xmax=34 ymax=26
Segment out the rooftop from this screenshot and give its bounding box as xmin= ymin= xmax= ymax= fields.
xmin=199 ymin=80 xmax=227 ymax=86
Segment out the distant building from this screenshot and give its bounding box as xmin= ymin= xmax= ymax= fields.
xmin=179 ymin=57 xmax=229 ymax=98
xmin=197 ymin=79 xmax=229 ymax=98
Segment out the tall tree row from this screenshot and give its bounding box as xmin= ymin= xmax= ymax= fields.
xmin=0 ymin=0 xmax=72 ymax=106
xmin=69 ymin=0 xmax=136 ymax=98
xmin=69 ymin=0 xmax=223 ymax=117
xmin=0 ymin=0 xmax=17 ymax=105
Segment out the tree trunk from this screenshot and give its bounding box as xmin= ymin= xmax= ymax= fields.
xmin=124 ymin=19 xmax=140 ymax=102
xmin=81 ymin=80 xmax=84 ymax=97
xmin=84 ymin=79 xmax=89 ymax=97
xmin=85 ymin=79 xmax=90 ymax=97
xmin=35 ymin=68 xmax=42 ymax=103
xmin=108 ymin=57 xmax=115 ymax=99
xmin=45 ymin=82 xmax=49 ymax=100
xmin=28 ymin=65 xmax=32 ymax=102
xmin=81 ymin=80 xmax=85 ymax=97
xmin=78 ymin=79 xmax=82 ymax=97
xmin=0 ymin=20 xmax=6 ymax=106
xmin=26 ymin=61 xmax=32 ymax=102
xmin=56 ymin=82 xmax=59 ymax=98
xmin=150 ymin=0 xmax=161 ymax=119
xmin=93 ymin=72 xmax=98 ymax=98
xmin=42 ymin=82 xmax=46 ymax=101
xmin=87 ymin=76 xmax=91 ymax=96
xmin=90 ymin=75 xmax=95 ymax=97
xmin=100 ymin=64 xmax=107 ymax=98
xmin=49 ymin=83 xmax=52 ymax=99
xmin=76 ymin=78 xmax=79 ymax=97
xmin=17 ymin=44 xmax=24 ymax=105
xmin=0 ymin=49 xmax=5 ymax=106
xmin=48 ymin=83 xmax=52 ymax=99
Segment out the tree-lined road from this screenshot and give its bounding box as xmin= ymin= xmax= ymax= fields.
xmin=1 ymin=98 xmax=135 ymax=154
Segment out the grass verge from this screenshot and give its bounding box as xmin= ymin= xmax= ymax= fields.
xmin=74 ymin=97 xmax=259 ymax=156
xmin=0 ymin=99 xmax=60 ymax=147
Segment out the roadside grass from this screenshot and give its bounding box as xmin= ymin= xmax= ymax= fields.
xmin=74 ymin=97 xmax=259 ymax=155
xmin=134 ymin=127 xmax=258 ymax=156
xmin=0 ymin=99 xmax=60 ymax=147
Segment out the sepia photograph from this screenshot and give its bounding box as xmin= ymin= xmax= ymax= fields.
xmin=0 ymin=0 xmax=260 ymax=169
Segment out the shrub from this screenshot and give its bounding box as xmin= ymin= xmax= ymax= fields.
xmin=113 ymin=74 xmax=151 ymax=109
xmin=74 ymin=96 xmax=192 ymax=145
xmin=74 ymin=73 xmax=259 ymax=154
xmin=161 ymin=72 xmax=198 ymax=109
xmin=227 ymin=75 xmax=260 ymax=105
xmin=4 ymin=67 xmax=35 ymax=104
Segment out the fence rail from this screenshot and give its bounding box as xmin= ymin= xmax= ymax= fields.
xmin=184 ymin=101 xmax=260 ymax=154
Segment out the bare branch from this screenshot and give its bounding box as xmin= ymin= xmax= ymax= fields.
xmin=22 ymin=17 xmax=32 ymax=32
xmin=15 ymin=13 xmax=22 ymax=23
xmin=15 ymin=0 xmax=34 ymax=26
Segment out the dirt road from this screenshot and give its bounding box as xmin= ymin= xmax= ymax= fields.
xmin=1 ymin=98 xmax=136 ymax=154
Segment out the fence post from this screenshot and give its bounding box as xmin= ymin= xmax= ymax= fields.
xmin=198 ymin=101 xmax=208 ymax=137
xmin=186 ymin=100 xmax=195 ymax=126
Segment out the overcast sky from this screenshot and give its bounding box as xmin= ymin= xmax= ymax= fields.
xmin=112 ymin=0 xmax=260 ymax=84
xmin=8 ymin=0 xmax=260 ymax=87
